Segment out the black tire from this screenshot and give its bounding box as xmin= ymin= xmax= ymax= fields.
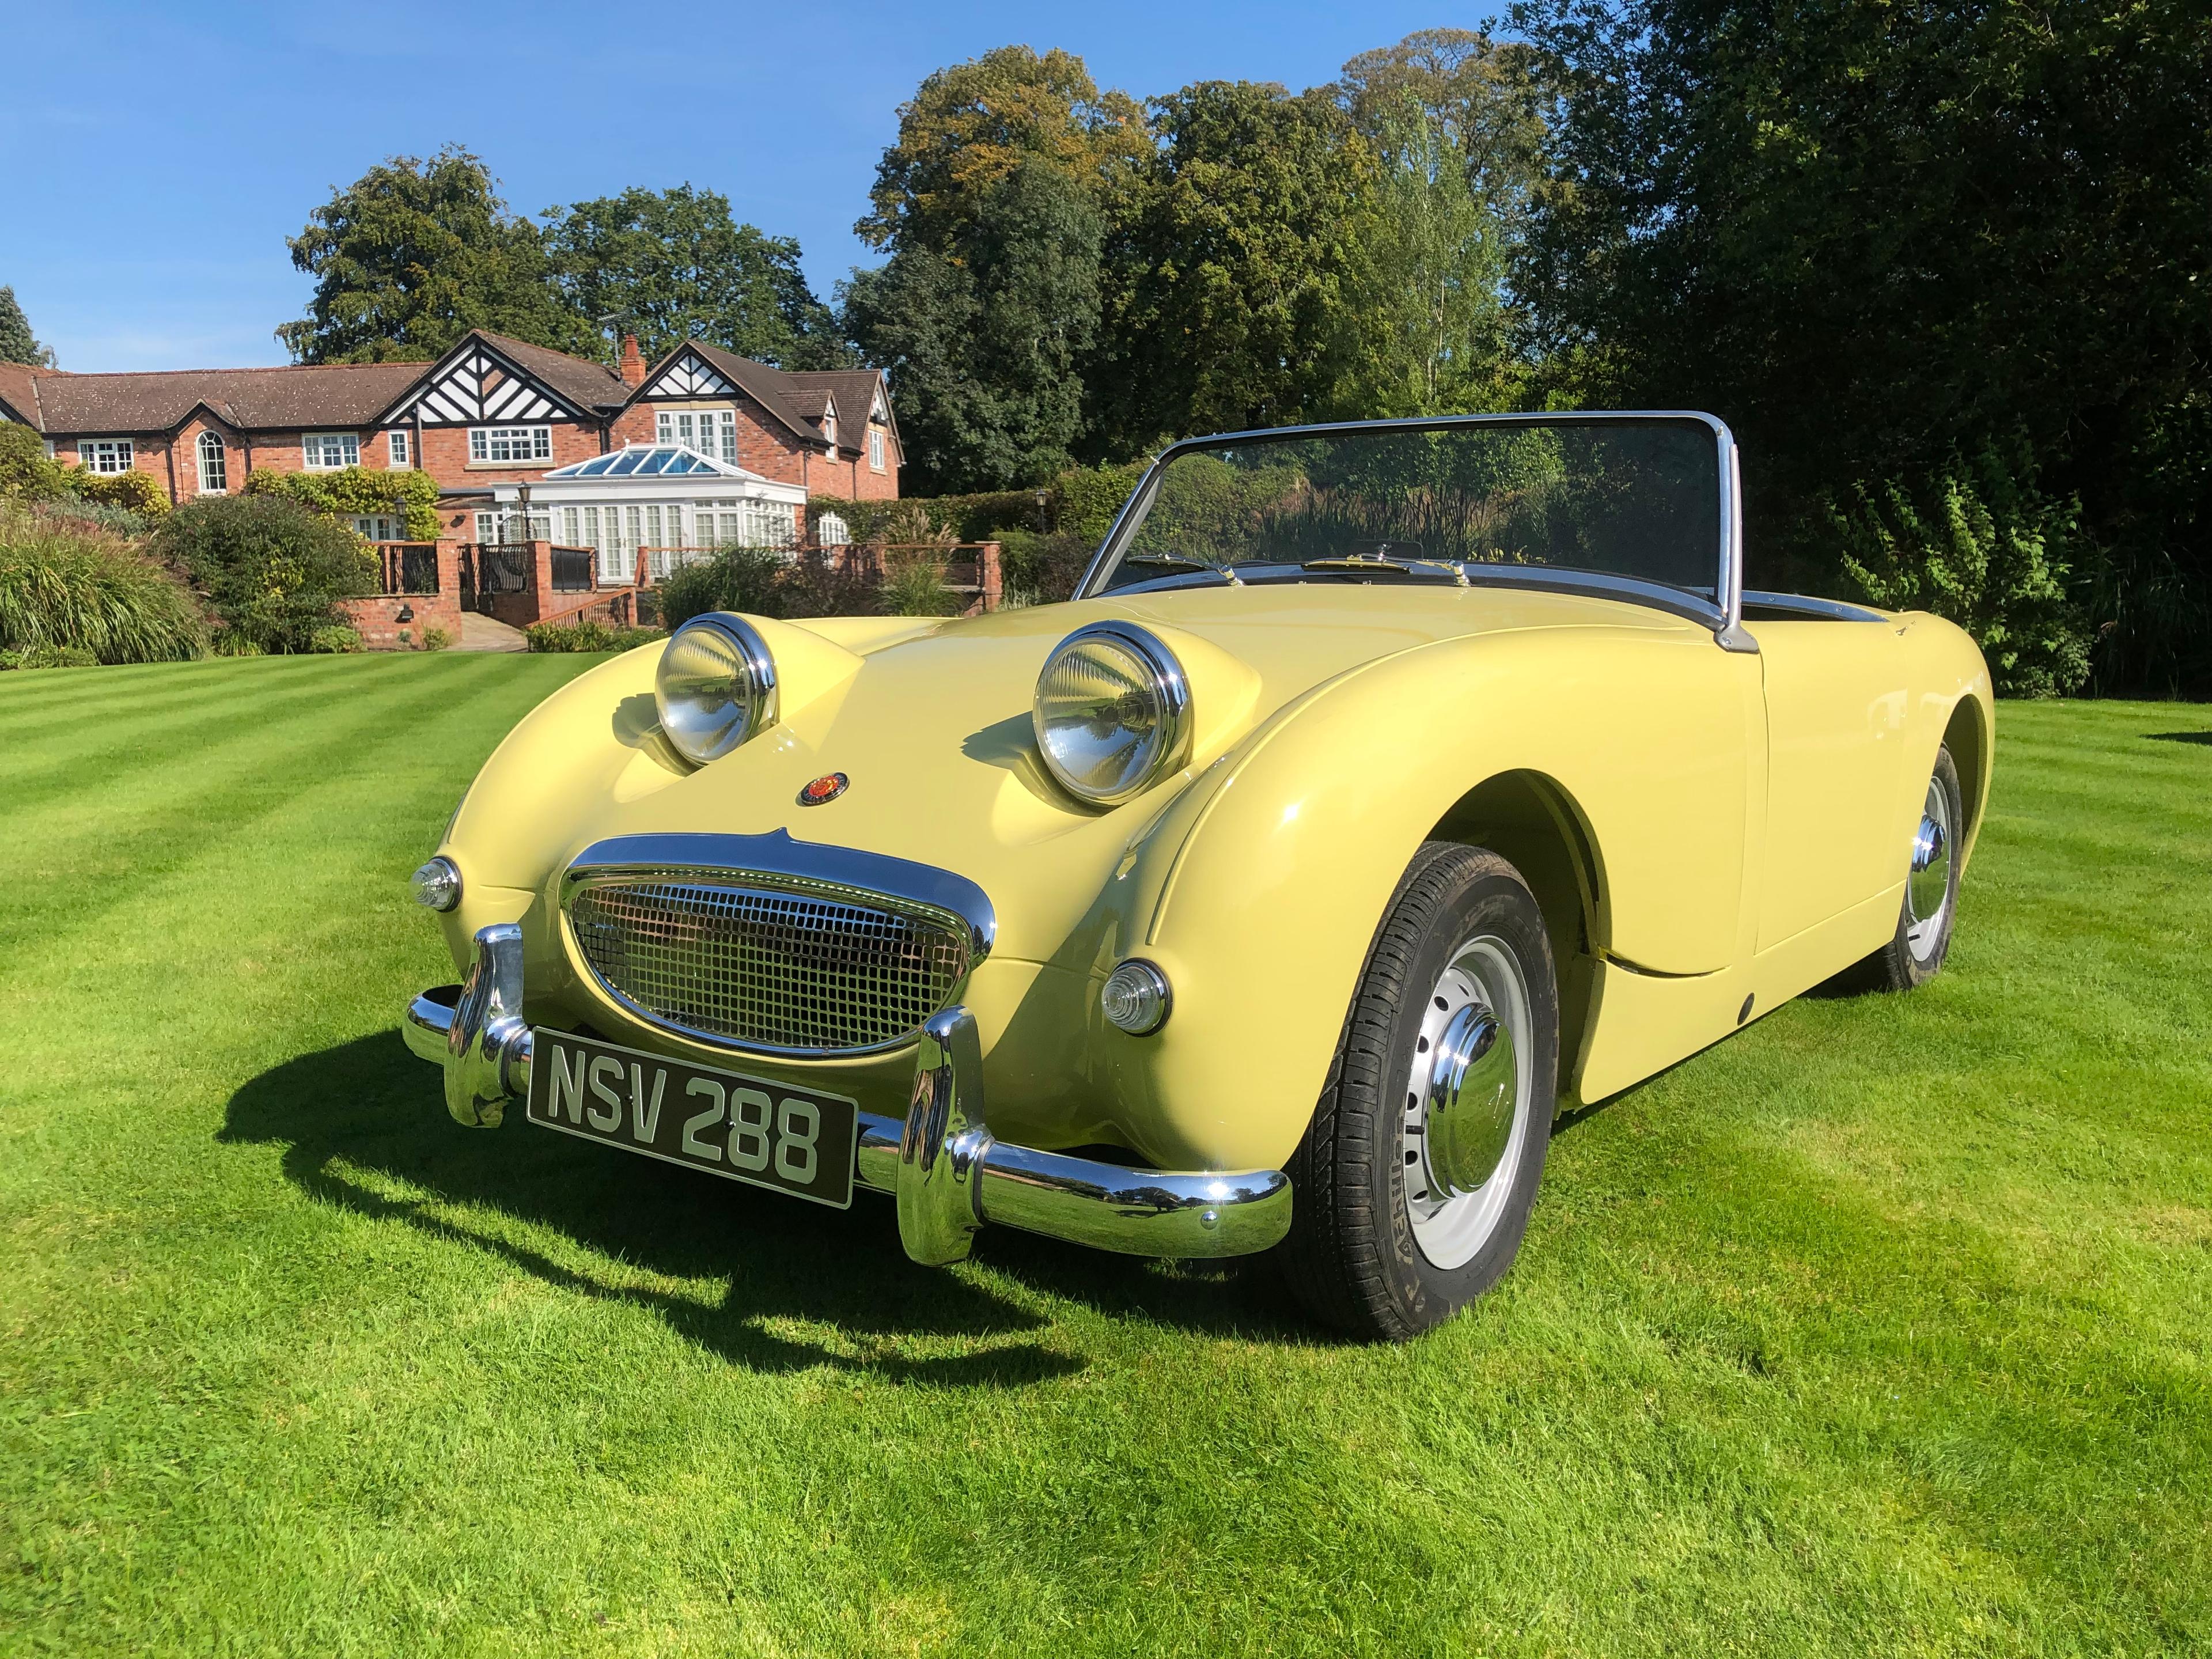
xmin=1828 ymin=744 xmax=1965 ymax=994
xmin=1279 ymin=843 xmax=1559 ymax=1341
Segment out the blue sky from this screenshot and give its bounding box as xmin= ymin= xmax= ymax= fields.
xmin=3 ymin=2 xmax=1482 ymax=373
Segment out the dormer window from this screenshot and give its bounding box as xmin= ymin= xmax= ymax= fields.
xmin=823 ymin=412 xmax=837 ymax=452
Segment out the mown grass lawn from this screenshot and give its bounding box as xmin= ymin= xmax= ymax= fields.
xmin=1 ymin=653 xmax=2207 ymax=1657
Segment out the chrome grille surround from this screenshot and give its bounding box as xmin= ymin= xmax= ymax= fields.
xmin=559 ymin=831 xmax=995 ymax=1058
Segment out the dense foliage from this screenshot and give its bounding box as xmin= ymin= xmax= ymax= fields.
xmin=657 ymin=547 xmax=883 ymax=629
xmin=277 ymin=149 xmax=596 ymax=364
xmin=1510 ymin=0 xmax=2211 ymax=693
xmin=154 ymin=496 xmax=377 ymax=654
xmin=0 ymin=505 xmax=206 ymax=664
xmin=280 ymin=154 xmax=844 ymax=375
xmin=0 ymin=284 xmax=55 ymax=368
xmin=544 ymin=185 xmax=848 ymax=370
xmin=243 ymin=464 xmax=440 ymax=541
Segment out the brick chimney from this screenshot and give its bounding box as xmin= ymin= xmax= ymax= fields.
xmin=619 ymin=334 xmax=645 ymax=387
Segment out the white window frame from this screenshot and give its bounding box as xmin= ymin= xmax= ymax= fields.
xmin=469 ymin=425 xmax=553 ymax=465
xmin=654 ymin=407 xmax=737 ymax=466
xmin=474 ymin=508 xmax=549 ymax=544
xmin=822 ymin=411 xmax=837 ymax=452
xmin=869 ymin=427 xmax=885 ymax=472
xmin=351 ymin=514 xmax=404 ymax=542
xmin=387 ymin=429 xmax=411 ymax=468
xmin=77 ymin=438 xmax=134 ymax=475
xmin=196 ymin=430 xmax=228 ymax=494
xmin=302 ymin=431 xmax=361 ymax=471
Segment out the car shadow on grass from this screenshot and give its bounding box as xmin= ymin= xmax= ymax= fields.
xmin=223 ymin=1032 xmax=1330 ymax=1378
xmin=224 ymin=1032 xmax=1088 ymax=1386
xmin=2146 ymin=730 xmax=2212 ymax=745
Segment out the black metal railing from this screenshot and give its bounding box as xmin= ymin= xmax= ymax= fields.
xmin=478 ymin=546 xmax=531 ymax=594
xmin=375 ymin=543 xmax=440 ymax=595
xmin=550 ymin=546 xmax=594 ymax=592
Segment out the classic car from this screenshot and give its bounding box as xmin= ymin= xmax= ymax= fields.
xmin=401 ymin=412 xmax=1993 ymax=1340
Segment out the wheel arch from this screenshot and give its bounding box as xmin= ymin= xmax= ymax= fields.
xmin=1941 ymin=691 xmax=1993 ymax=861
xmin=1427 ymin=770 xmax=1606 ymax=1105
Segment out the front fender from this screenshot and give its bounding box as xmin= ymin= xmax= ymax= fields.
xmin=1107 ymin=623 xmax=1760 ymax=1171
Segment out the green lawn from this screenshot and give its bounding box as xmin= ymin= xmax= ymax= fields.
xmin=1 ymin=654 xmax=2207 ymax=1657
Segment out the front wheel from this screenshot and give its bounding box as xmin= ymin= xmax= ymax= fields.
xmin=1833 ymin=744 xmax=1965 ymax=993
xmin=1279 ymin=843 xmax=1559 ymax=1341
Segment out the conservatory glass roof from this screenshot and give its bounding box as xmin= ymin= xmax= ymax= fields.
xmin=541 ymin=445 xmax=737 ymax=479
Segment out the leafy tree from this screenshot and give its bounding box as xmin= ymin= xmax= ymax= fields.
xmin=1335 ymin=31 xmax=1553 ymax=242
xmin=846 ymin=161 xmax=1102 ymax=492
xmin=277 ymin=147 xmax=593 ymax=363
xmin=543 ymin=185 xmax=847 ymax=369
xmin=1347 ymin=99 xmax=1517 ymax=416
xmin=1089 ymin=82 xmax=1380 ymax=453
xmin=0 ymin=286 xmax=55 ymax=368
xmin=1831 ymin=444 xmax=2092 ymax=698
xmin=850 ymin=47 xmax=1133 ymax=493
xmin=1512 ymin=0 xmax=2212 ymax=691
xmin=858 ymin=45 xmax=1149 ymax=255
xmin=156 ymin=495 xmax=377 ymax=653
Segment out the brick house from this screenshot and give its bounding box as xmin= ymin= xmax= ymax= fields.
xmin=0 ymin=331 xmax=903 ymax=577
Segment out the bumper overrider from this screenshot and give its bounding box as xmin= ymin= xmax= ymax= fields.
xmin=402 ymin=923 xmax=1293 ymax=1266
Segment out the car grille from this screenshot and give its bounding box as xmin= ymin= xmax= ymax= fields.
xmin=564 ymin=876 xmax=972 ymax=1054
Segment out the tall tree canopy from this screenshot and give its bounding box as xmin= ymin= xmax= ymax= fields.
xmin=543 ymin=185 xmax=846 ymax=369
xmin=0 ymin=286 xmax=55 ymax=368
xmin=847 ymin=46 xmax=1139 ymax=491
xmin=278 ymin=148 xmax=592 ymax=363
xmin=1512 ymin=0 xmax=2212 ymax=690
xmin=1088 ymin=81 xmax=1381 ymax=453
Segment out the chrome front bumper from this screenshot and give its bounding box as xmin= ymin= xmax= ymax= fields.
xmin=403 ymin=925 xmax=1292 ymax=1266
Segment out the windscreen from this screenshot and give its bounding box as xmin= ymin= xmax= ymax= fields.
xmin=1092 ymin=418 xmax=1723 ymax=603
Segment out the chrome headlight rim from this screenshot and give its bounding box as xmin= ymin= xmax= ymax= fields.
xmin=655 ymin=612 xmax=779 ymax=767
xmin=1032 ymin=620 xmax=1194 ymax=808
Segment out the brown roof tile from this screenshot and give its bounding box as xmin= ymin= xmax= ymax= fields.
xmin=469 ymin=331 xmax=632 ymax=414
xmin=17 ymin=361 xmax=428 ymax=435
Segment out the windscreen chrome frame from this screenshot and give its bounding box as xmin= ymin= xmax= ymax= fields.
xmin=1076 ymin=410 xmax=1753 ymax=653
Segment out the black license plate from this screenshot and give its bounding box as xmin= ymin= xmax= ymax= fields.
xmin=525 ymin=1029 xmax=857 ymax=1209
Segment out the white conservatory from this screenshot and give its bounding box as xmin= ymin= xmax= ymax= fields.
xmin=486 ymin=444 xmax=809 ymax=582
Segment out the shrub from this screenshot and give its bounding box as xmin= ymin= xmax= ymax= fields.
xmin=66 ymin=468 xmax=170 ymax=520
xmin=0 ymin=423 xmax=69 ymax=500
xmin=657 ymin=545 xmax=786 ymax=626
xmin=880 ymin=546 xmax=961 ymax=617
xmin=656 ymin=547 xmax=882 ymax=629
xmin=35 ymin=499 xmax=160 ymax=539
xmin=0 ymin=505 xmax=207 ymax=664
xmin=308 ymin=623 xmax=363 ymax=654
xmin=154 ymin=495 xmax=377 ymax=655
xmin=1 ymin=643 xmax=100 ymax=671
xmin=418 ymin=624 xmax=452 ymax=652
xmin=524 ymin=620 xmax=664 ymax=653
xmin=1830 ymin=444 xmax=2092 ymax=698
xmin=995 ymin=528 xmax=1093 ymax=606
xmin=244 ymin=465 xmax=440 ymax=541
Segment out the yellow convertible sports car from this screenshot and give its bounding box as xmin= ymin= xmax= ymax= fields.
xmin=402 ymin=412 xmax=1992 ymax=1339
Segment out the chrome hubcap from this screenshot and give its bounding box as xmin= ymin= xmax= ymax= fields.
xmin=1906 ymin=775 xmax=1953 ymax=960
xmin=1400 ymin=935 xmax=1533 ymax=1271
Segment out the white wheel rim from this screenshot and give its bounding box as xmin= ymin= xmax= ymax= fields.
xmin=1400 ymin=934 xmax=1535 ymax=1271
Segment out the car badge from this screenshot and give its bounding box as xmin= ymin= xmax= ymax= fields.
xmin=797 ymin=771 xmax=849 ymax=806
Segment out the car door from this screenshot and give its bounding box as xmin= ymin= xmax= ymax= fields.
xmin=1753 ymin=619 xmax=1912 ymax=951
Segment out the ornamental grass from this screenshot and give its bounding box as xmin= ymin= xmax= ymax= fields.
xmin=0 ymin=504 xmax=206 ymax=665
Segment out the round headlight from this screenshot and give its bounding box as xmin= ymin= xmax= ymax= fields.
xmin=1033 ymin=623 xmax=1193 ymax=806
xmin=656 ymin=613 xmax=777 ymax=766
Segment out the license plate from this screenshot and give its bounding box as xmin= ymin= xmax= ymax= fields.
xmin=525 ymin=1029 xmax=857 ymax=1209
